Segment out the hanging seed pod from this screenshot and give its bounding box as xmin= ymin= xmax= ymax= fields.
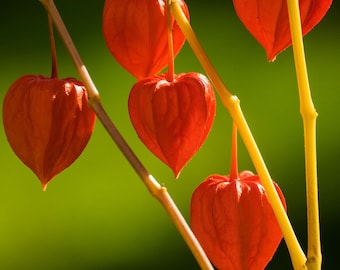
xmin=232 ymin=0 xmax=332 ymax=61
xmin=2 ymin=75 xmax=96 ymax=190
xmin=128 ymin=72 xmax=216 ymax=177
xmin=190 ymin=171 xmax=286 ymax=270
xmin=102 ymin=0 xmax=189 ymax=79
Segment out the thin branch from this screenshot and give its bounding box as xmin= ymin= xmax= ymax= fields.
xmin=38 ymin=0 xmax=213 ymax=269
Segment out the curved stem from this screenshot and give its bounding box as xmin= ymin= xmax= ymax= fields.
xmin=170 ymin=1 xmax=307 ymax=269
xmin=39 ymin=1 xmax=213 ymax=269
xmin=48 ymin=14 xmax=58 ymax=78
xmin=286 ymin=0 xmax=320 ymax=269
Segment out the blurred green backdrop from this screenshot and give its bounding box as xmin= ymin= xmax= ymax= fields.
xmin=1 ymin=0 xmax=339 ymax=269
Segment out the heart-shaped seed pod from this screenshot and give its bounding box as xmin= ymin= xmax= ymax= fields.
xmin=190 ymin=171 xmax=286 ymax=270
xmin=128 ymin=72 xmax=216 ymax=177
xmin=2 ymin=75 xmax=96 ymax=190
xmin=232 ymin=0 xmax=332 ymax=61
xmin=102 ymin=0 xmax=189 ymax=79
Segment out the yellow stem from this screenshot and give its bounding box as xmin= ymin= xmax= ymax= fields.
xmin=170 ymin=1 xmax=307 ymax=269
xmin=286 ymin=0 xmax=321 ymax=269
xmin=39 ymin=1 xmax=214 ymax=269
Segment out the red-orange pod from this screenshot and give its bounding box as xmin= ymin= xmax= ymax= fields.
xmin=190 ymin=171 xmax=286 ymax=270
xmin=128 ymin=72 xmax=216 ymax=177
xmin=232 ymin=0 xmax=332 ymax=61
xmin=2 ymin=75 xmax=96 ymax=190
xmin=102 ymin=0 xmax=189 ymax=79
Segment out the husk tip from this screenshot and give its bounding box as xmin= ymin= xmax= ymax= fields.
xmin=41 ymin=182 xmax=48 ymax=192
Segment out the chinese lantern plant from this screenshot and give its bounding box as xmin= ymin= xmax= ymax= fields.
xmin=127 ymin=0 xmax=216 ymax=177
xmin=30 ymin=0 xmax=334 ymax=269
xmin=34 ymin=2 xmax=214 ymax=268
xmin=102 ymin=0 xmax=189 ymax=79
xmin=2 ymin=16 xmax=96 ymax=190
xmin=191 ymin=124 xmax=286 ymax=270
xmin=103 ymin=0 xmax=216 ymax=177
xmin=128 ymin=72 xmax=216 ymax=177
xmin=170 ymin=0 xmax=333 ymax=269
xmin=232 ymin=0 xmax=333 ymax=61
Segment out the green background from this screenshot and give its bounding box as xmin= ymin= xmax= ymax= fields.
xmin=1 ymin=0 xmax=339 ymax=269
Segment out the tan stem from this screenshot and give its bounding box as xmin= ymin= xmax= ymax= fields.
xmin=39 ymin=0 xmax=213 ymax=269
